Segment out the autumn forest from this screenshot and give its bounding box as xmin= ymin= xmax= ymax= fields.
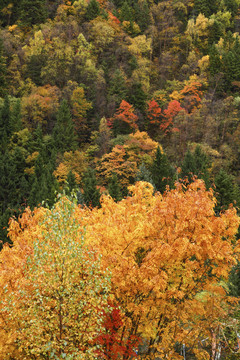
xmin=0 ymin=0 xmax=240 ymax=358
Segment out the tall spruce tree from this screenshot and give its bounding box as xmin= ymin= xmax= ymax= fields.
xmin=53 ymin=100 xmax=77 ymax=154
xmin=85 ymin=0 xmax=100 ymax=21
xmin=180 ymin=146 xmax=210 ymax=187
xmin=0 ymin=38 xmax=6 ymax=98
xmin=135 ymin=163 xmax=155 ymax=187
xmin=151 ymin=146 xmax=174 ymax=193
xmin=214 ymin=169 xmax=235 ymax=213
xmin=29 ymin=155 xmax=58 ymax=209
xmin=82 ymin=168 xmax=101 ymax=208
xmin=19 ymin=0 xmax=48 ymax=27
xmin=134 ymin=0 xmax=150 ymax=32
xmin=65 ymin=170 xmax=78 ymax=196
xmin=108 ymin=173 xmax=123 ymax=202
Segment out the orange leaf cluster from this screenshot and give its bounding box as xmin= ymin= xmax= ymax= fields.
xmin=114 ymin=100 xmax=138 ymax=130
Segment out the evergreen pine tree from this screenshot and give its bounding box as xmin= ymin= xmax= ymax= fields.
xmin=194 ymin=145 xmax=210 ymax=188
xmin=180 ymin=146 xmax=210 ymax=186
xmin=108 ymin=173 xmax=123 ymax=201
xmin=82 ymin=168 xmax=101 ymax=208
xmin=222 ymin=50 xmax=236 ymax=91
xmin=180 ymin=149 xmax=196 ymax=182
xmin=108 ymin=70 xmax=128 ymax=108
xmin=224 ymin=0 xmax=239 ymax=18
xmin=0 ymin=96 xmax=12 ymax=148
xmin=19 ymin=0 xmax=48 ymax=27
xmin=134 ymin=0 xmax=150 ymax=32
xmin=119 ymin=1 xmax=133 ymax=22
xmin=85 ymin=0 xmax=100 ymax=21
xmin=28 ymin=155 xmax=58 ymax=209
xmin=209 ymin=45 xmax=222 ymax=77
xmin=127 ymin=82 xmax=147 ymax=113
xmin=135 ymin=163 xmax=155 ymax=187
xmin=214 ymin=169 xmax=235 ymax=213
xmin=65 ymin=170 xmax=78 ymax=196
xmin=30 ymin=124 xmax=44 ymax=153
xmin=11 ymin=99 xmax=22 ymax=133
xmin=208 ymin=20 xmax=223 ymax=46
xmin=53 ymin=100 xmax=77 ymax=154
xmin=228 ymin=261 xmax=240 ymax=297
xmin=151 ymin=146 xmax=174 ymax=193
xmin=193 ymin=0 xmax=218 ymax=17
xmin=0 ymin=38 xmax=6 ymax=97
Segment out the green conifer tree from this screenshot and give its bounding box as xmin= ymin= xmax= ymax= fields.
xmin=0 ymin=96 xmax=12 ymax=147
xmin=134 ymin=0 xmax=150 ymax=32
xmin=214 ymin=169 xmax=235 ymax=213
xmin=108 ymin=173 xmax=123 ymax=201
xmin=65 ymin=170 xmax=78 ymax=196
xmin=0 ymin=38 xmax=6 ymax=97
xmin=119 ymin=1 xmax=133 ymax=22
xmin=85 ymin=0 xmax=100 ymax=21
xmin=19 ymin=0 xmax=48 ymax=27
xmin=29 ymin=155 xmax=57 ymax=208
xmin=127 ymin=82 xmax=147 ymax=113
xmin=151 ymin=146 xmax=174 ymax=193
xmin=209 ymin=45 xmax=222 ymax=77
xmin=180 ymin=146 xmax=210 ymax=187
xmin=180 ymin=149 xmax=197 ymax=182
xmin=53 ymin=100 xmax=77 ymax=154
xmin=108 ymin=70 xmax=128 ymax=108
xmin=11 ymin=99 xmax=22 ymax=133
xmin=135 ymin=163 xmax=155 ymax=187
xmin=193 ymin=0 xmax=218 ymax=17
xmin=194 ymin=145 xmax=210 ymax=188
xmin=82 ymin=168 xmax=101 ymax=208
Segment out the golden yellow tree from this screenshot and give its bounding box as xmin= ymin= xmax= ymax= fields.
xmin=0 ymin=197 xmax=110 ymax=359
xmin=84 ymin=180 xmax=240 ymax=359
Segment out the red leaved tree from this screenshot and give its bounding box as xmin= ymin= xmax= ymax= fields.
xmin=113 ymin=100 xmax=138 ymax=135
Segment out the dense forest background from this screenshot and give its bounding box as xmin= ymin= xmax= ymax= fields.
xmin=0 ymin=0 xmax=240 ymax=245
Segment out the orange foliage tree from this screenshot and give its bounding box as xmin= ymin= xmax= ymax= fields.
xmin=180 ymin=81 xmax=203 ymax=114
xmin=96 ymin=131 xmax=159 ymax=187
xmin=84 ymin=180 xmax=240 ymax=359
xmin=147 ymin=99 xmax=162 ymax=126
xmin=162 ymin=100 xmax=184 ymax=133
xmin=113 ymin=100 xmax=138 ymax=135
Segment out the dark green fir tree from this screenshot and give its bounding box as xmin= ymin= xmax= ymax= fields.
xmin=85 ymin=0 xmax=100 ymax=21
xmin=0 ymin=38 xmax=6 ymax=98
xmin=180 ymin=146 xmax=210 ymax=187
xmin=135 ymin=163 xmax=155 ymax=187
xmin=82 ymin=167 xmax=101 ymax=208
xmin=127 ymin=82 xmax=147 ymax=113
xmin=151 ymin=146 xmax=174 ymax=193
xmin=19 ymin=0 xmax=48 ymax=27
xmin=108 ymin=173 xmax=123 ymax=201
xmin=108 ymin=69 xmax=128 ymax=108
xmin=53 ymin=100 xmax=77 ymax=154
xmin=134 ymin=0 xmax=150 ymax=32
xmin=65 ymin=170 xmax=78 ymax=196
xmin=180 ymin=149 xmax=196 ymax=182
xmin=214 ymin=169 xmax=235 ymax=213
xmin=11 ymin=99 xmax=22 ymax=133
xmin=119 ymin=1 xmax=133 ymax=22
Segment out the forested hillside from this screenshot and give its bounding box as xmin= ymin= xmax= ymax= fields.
xmin=1 ymin=0 xmax=240 ymax=358
xmin=0 ymin=0 xmax=240 ymax=243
